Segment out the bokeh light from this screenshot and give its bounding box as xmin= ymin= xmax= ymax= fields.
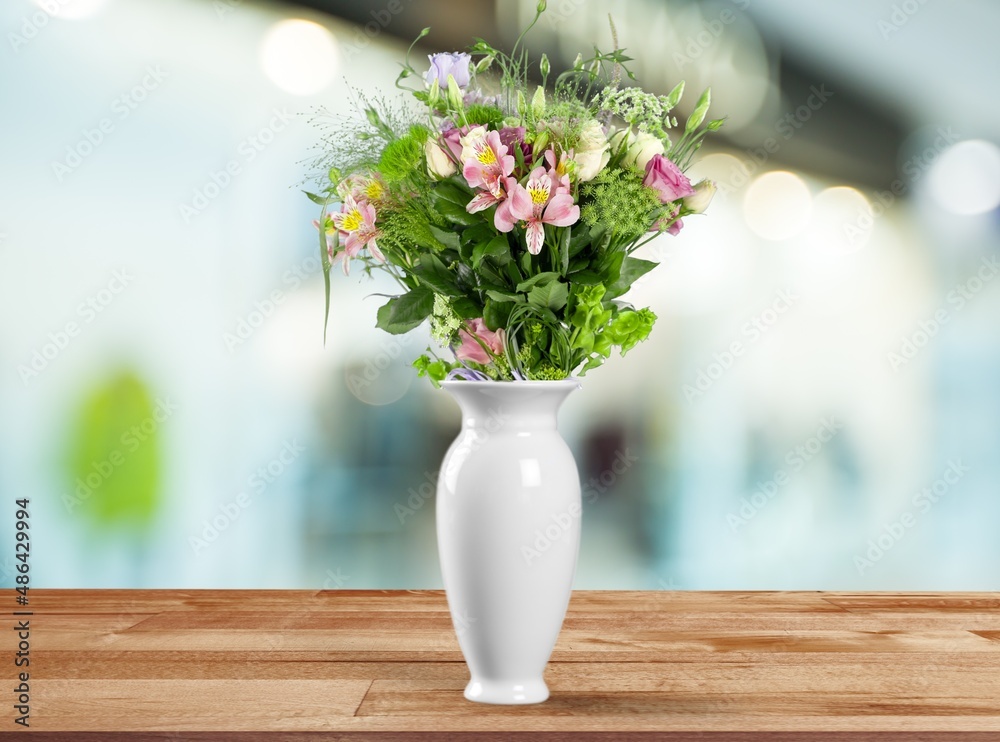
xmin=260 ymin=19 xmax=339 ymax=96
xmin=927 ymin=140 xmax=1000 ymax=216
xmin=809 ymin=186 xmax=874 ymax=255
xmin=743 ymin=171 xmax=812 ymax=240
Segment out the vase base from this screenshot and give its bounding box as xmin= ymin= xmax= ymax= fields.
xmin=464 ymin=677 xmax=549 ymax=705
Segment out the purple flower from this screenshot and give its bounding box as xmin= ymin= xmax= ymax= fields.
xmin=425 ymin=52 xmax=472 ymax=89
xmin=498 ymin=126 xmax=531 ymax=164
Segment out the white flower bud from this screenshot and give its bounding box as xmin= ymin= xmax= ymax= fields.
xmin=683 ymin=179 xmax=717 ymax=214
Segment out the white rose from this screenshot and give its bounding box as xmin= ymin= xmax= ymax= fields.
xmin=425 ymin=138 xmax=457 ymax=179
xmin=628 ymin=132 xmax=665 ymax=170
xmin=574 ymin=120 xmax=610 ymax=182
xmin=610 ymin=129 xmax=664 ymax=170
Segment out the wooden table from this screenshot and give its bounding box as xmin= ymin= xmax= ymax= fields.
xmin=14 ymin=590 xmax=1000 ymax=739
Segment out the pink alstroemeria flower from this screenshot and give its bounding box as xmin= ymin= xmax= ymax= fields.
xmin=467 ymin=175 xmax=534 ymax=234
xmin=499 ymin=161 xmax=580 ymax=254
xmin=455 ymin=318 xmax=505 ymax=364
xmin=336 ymin=173 xmax=386 ymax=204
xmin=460 ymin=126 xmax=515 ymax=198
xmin=544 ymin=148 xmax=573 ymax=187
xmin=330 ymin=195 xmax=384 ymax=275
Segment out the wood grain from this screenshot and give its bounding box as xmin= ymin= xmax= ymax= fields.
xmin=8 ymin=590 xmax=1000 ymax=739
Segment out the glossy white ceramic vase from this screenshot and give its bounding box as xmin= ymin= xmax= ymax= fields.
xmin=436 ymin=379 xmax=581 ymax=705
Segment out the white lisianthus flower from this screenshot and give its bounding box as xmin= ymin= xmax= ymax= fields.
xmin=683 ymin=179 xmax=717 ymax=214
xmin=610 ymin=129 xmax=664 ymax=170
xmin=573 ymin=120 xmax=610 ymax=182
xmin=425 ymin=138 xmax=457 ymax=179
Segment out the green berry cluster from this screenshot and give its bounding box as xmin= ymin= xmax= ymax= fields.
xmin=580 ymin=169 xmax=661 ymax=242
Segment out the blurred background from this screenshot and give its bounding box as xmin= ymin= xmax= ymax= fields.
xmin=3 ymin=0 xmax=999 ymax=590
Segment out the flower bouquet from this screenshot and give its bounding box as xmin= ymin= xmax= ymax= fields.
xmin=306 ymin=5 xmax=722 ymax=705
xmin=307 ymin=5 xmax=722 ymax=383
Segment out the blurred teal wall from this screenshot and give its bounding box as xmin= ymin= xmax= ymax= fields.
xmin=2 ymin=0 xmax=999 ymax=590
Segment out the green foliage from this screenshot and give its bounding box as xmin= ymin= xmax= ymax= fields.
xmin=378 ymin=133 xmax=424 ymax=183
xmin=430 ymin=294 xmax=463 ymax=345
xmin=606 ymin=308 xmax=657 ymax=354
xmin=65 ymin=371 xmax=161 ymax=530
xmin=376 ymin=287 xmax=435 ymax=334
xmin=593 ymin=87 xmax=678 ymax=139
xmin=407 ymin=123 xmax=430 ymax=144
xmin=378 ymin=200 xmax=449 ymax=255
xmin=465 ymin=104 xmax=505 ymax=128
xmin=545 ymin=97 xmax=598 ymax=146
xmin=527 ymin=362 xmax=569 ymax=381
xmin=413 ymin=354 xmax=453 ymax=387
xmin=580 ymin=168 xmax=661 ymax=243
xmin=307 ymin=5 xmax=720 ymax=385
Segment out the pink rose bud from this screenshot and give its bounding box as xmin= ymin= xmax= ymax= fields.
xmin=642 ymin=154 xmax=695 ymax=203
xmin=455 ymin=318 xmax=505 ymax=364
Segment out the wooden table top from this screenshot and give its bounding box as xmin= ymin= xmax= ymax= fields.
xmin=14 ymin=590 xmax=1000 ymax=739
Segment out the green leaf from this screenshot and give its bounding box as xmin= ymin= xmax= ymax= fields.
xmin=605 ymin=257 xmax=658 ymax=300
xmin=433 ymin=180 xmax=474 ymax=205
xmin=413 ymin=354 xmax=450 ymax=388
xmin=505 ymin=261 xmax=523 ymax=285
xmin=568 ymin=226 xmax=591 ymax=257
xmin=428 ymin=225 xmax=461 ymax=252
xmin=462 ymin=223 xmax=495 ymax=245
xmin=375 ymin=287 xmax=434 ymax=334
xmin=483 ymin=297 xmax=513 ymax=331
xmin=436 ymin=199 xmax=481 ymax=227
xmin=686 ymin=87 xmax=711 ymax=134
xmin=472 ymin=234 xmax=511 ymax=269
xmin=528 ymin=280 xmax=568 ymax=311
xmin=596 ymin=250 xmax=625 ymax=286
xmin=303 ymin=190 xmax=329 ymax=206
xmin=516 ymin=271 xmax=560 ymax=292
xmin=485 ymin=289 xmax=525 ymax=303
xmin=451 ymin=296 xmax=483 ymax=319
xmin=412 ymin=254 xmax=463 ymax=296
xmin=588 ymin=223 xmax=609 ymax=253
xmin=568 ymin=269 xmax=603 ymax=285
xmin=559 ymin=226 xmax=571 ymax=276
xmin=317 ymin=203 xmax=333 ymax=344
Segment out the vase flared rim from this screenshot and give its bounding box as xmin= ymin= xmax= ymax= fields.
xmin=440 ymin=378 xmax=581 ymax=390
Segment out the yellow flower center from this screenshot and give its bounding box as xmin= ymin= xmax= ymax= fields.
xmin=364 ymin=180 xmax=384 ymax=200
xmin=340 ymin=209 xmax=363 ymax=232
xmin=528 ymin=185 xmax=549 ymax=205
xmin=476 ymin=145 xmax=497 ymax=165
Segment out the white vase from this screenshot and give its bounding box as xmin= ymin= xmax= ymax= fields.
xmin=436 ymin=379 xmax=581 ymax=704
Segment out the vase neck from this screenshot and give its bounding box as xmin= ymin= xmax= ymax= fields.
xmin=442 ymin=381 xmax=579 ymax=432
